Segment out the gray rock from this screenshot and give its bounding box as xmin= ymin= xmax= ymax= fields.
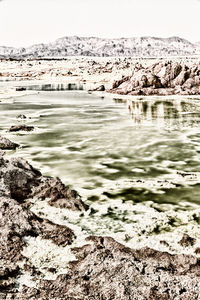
xmin=31 ymin=177 xmax=88 ymax=211
xmin=17 ymin=114 xmax=27 ymax=119
xmin=94 ymin=85 xmax=105 ymax=91
xmin=9 ymin=125 xmax=34 ymax=132
xmin=0 ymin=136 xmax=19 ymax=150
xmin=16 ymin=87 xmax=26 ymax=92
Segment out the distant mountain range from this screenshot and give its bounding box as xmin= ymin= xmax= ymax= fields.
xmin=0 ymin=36 xmax=200 ymax=58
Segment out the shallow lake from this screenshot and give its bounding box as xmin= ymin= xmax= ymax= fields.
xmin=1 ymin=90 xmax=200 ymax=210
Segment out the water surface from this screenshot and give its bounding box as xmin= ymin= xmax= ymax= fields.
xmin=1 ymin=91 xmax=200 ymax=208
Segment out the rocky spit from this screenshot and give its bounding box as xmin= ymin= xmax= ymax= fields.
xmin=0 ymin=141 xmax=200 ymax=299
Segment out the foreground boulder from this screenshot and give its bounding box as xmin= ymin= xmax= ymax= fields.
xmin=0 ymin=153 xmax=86 ymax=210
xmin=14 ymin=236 xmax=200 ymax=299
xmin=109 ymin=61 xmax=200 ymax=96
xmin=0 ymin=194 xmax=75 ymax=296
xmin=0 ymin=151 xmax=86 ymax=296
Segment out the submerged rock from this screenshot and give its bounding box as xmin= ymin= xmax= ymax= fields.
xmin=17 ymin=114 xmax=27 ymax=119
xmin=9 ymin=125 xmax=34 ymax=132
xmin=0 ymin=136 xmax=19 ymax=150
xmin=16 ymin=87 xmax=26 ymax=92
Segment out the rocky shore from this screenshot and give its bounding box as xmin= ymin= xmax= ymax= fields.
xmin=0 ymin=149 xmax=86 ymax=298
xmin=0 ymin=144 xmax=200 ymax=299
xmin=1 ymin=57 xmax=200 ymax=100
xmin=110 ymin=61 xmax=200 ymax=96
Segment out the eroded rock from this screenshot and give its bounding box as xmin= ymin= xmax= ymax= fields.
xmin=14 ymin=236 xmax=200 ymax=299
xmin=31 ymin=177 xmax=88 ymax=211
xmin=0 ymin=154 xmax=86 ymax=209
xmin=110 ymin=61 xmax=200 ymax=96
xmin=0 ymin=152 xmax=86 ymax=294
xmin=0 ymin=136 xmax=19 ymax=150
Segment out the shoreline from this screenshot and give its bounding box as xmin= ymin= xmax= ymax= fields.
xmin=1 ymin=57 xmax=200 ymax=298
xmin=1 ymin=149 xmax=200 ymax=299
xmin=1 ymin=56 xmax=200 ymax=102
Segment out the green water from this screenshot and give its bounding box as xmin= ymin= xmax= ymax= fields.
xmin=1 ymin=90 xmax=200 ymax=208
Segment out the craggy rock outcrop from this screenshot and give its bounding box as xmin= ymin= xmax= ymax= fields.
xmin=31 ymin=177 xmax=88 ymax=211
xmin=0 ymin=194 xmax=75 ymax=295
xmin=109 ymin=61 xmax=200 ymax=96
xmin=0 ymin=153 xmax=86 ymax=210
xmin=0 ymin=152 xmax=86 ymax=295
xmin=14 ymin=236 xmax=200 ymax=299
xmin=9 ymin=125 xmax=34 ymax=132
xmin=0 ymin=136 xmax=19 ymax=150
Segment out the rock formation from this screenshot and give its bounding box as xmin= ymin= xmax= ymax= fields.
xmin=109 ymin=61 xmax=200 ymax=96
xmin=0 ymin=151 xmax=86 ymax=297
xmin=0 ymin=136 xmax=19 ymax=150
xmin=11 ymin=237 xmax=200 ymax=299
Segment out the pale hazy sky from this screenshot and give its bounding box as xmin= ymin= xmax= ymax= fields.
xmin=0 ymin=0 xmax=199 ymax=47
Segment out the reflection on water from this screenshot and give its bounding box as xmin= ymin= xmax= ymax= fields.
xmin=20 ymin=83 xmax=84 ymax=91
xmin=1 ymin=92 xmax=200 ymax=208
xmin=126 ymin=99 xmax=200 ymax=128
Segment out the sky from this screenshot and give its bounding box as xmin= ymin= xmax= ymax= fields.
xmin=0 ymin=0 xmax=199 ymax=47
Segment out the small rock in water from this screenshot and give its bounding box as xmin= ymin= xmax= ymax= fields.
xmin=179 ymin=234 xmax=196 ymax=247
xmin=195 ymin=248 xmax=200 ymax=254
xmin=9 ymin=125 xmax=34 ymax=132
xmin=16 ymin=87 xmax=26 ymax=91
xmin=94 ymin=85 xmax=105 ymax=91
xmin=0 ymin=136 xmax=19 ymax=150
xmin=16 ymin=114 xmax=27 ymax=119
